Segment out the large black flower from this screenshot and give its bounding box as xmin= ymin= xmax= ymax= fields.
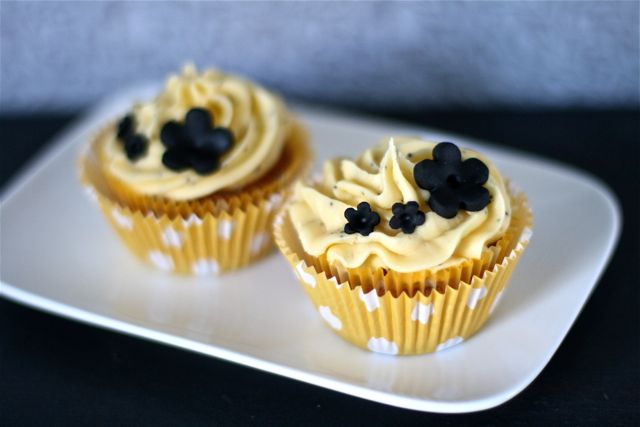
xmin=389 ymin=201 xmax=426 ymax=234
xmin=116 ymin=114 xmax=148 ymax=161
xmin=160 ymin=108 xmax=234 ymax=175
xmin=413 ymin=142 xmax=490 ymax=219
xmin=344 ymin=202 xmax=380 ymax=236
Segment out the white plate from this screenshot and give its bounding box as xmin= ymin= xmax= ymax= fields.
xmin=0 ymin=85 xmax=621 ymax=413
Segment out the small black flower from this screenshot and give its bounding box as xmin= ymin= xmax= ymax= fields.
xmin=413 ymin=142 xmax=490 ymax=219
xmin=123 ymin=134 xmax=147 ymax=161
xmin=117 ymin=115 xmax=134 ymax=140
xmin=160 ymin=108 xmax=234 ymax=175
xmin=116 ymin=114 xmax=148 ymax=161
xmin=344 ymin=202 xmax=380 ymax=236
xmin=389 ymin=201 xmax=426 ymax=234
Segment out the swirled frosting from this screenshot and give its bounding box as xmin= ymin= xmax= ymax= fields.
xmin=101 ymin=65 xmax=291 ymax=200
xmin=288 ymin=137 xmax=512 ymax=272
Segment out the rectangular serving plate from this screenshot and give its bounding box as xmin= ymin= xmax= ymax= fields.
xmin=0 ymin=85 xmax=620 ymax=413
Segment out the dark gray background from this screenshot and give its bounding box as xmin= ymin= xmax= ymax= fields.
xmin=1 ymin=1 xmax=638 ymax=112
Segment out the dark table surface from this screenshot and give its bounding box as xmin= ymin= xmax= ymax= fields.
xmin=1 ymin=109 xmax=638 ymax=426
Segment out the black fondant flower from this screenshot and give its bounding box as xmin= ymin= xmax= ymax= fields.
xmin=117 ymin=115 xmax=134 ymax=140
xmin=413 ymin=142 xmax=490 ymax=219
xmin=116 ymin=114 xmax=148 ymax=161
xmin=160 ymin=108 xmax=234 ymax=175
xmin=389 ymin=201 xmax=426 ymax=234
xmin=344 ymin=202 xmax=380 ymax=236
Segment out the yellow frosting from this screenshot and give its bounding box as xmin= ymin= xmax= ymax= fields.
xmin=102 ymin=65 xmax=291 ymax=200
xmin=288 ymin=137 xmax=512 ymax=272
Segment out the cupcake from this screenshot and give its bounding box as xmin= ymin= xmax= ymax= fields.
xmin=79 ymin=65 xmax=311 ymax=274
xmin=274 ymin=137 xmax=531 ymax=355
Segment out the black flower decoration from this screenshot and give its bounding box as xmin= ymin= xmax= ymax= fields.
xmin=389 ymin=201 xmax=426 ymax=234
xmin=116 ymin=114 xmax=148 ymax=161
xmin=413 ymin=142 xmax=490 ymax=219
xmin=160 ymin=108 xmax=234 ymax=175
xmin=117 ymin=115 xmax=134 ymax=140
xmin=344 ymin=202 xmax=380 ymax=236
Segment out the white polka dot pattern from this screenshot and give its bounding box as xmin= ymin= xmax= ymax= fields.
xmin=161 ymin=227 xmax=184 ymax=248
xmin=250 ymin=232 xmax=269 ymax=254
xmin=148 ymin=251 xmax=174 ymax=271
xmin=411 ymin=302 xmax=434 ymax=324
xmin=182 ymin=214 xmax=203 ymax=227
xmin=296 ymin=261 xmax=316 ymax=288
xmin=83 ymin=186 xmax=98 ymax=203
xmin=319 ymin=306 xmax=342 ymax=330
xmin=367 ymin=337 xmax=399 ymax=355
xmin=436 ymin=336 xmax=464 ymax=352
xmin=192 ymin=259 xmax=220 ymax=276
xmin=111 ymin=208 xmax=133 ymax=230
xmin=466 ymin=287 xmax=488 ymax=309
xmin=358 ymin=288 xmax=380 ymax=312
xmin=218 ymin=220 xmax=234 ymax=240
xmin=490 ymin=290 xmax=504 ymax=314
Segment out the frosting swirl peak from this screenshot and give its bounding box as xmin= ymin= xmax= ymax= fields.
xmin=102 ymin=65 xmax=291 ymax=200
xmin=288 ymin=138 xmax=512 ymax=272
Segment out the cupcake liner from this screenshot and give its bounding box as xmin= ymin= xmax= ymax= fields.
xmin=79 ymin=121 xmax=311 ymax=275
xmin=274 ymin=192 xmax=532 ymax=355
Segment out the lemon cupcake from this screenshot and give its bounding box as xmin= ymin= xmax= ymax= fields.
xmin=274 ymin=137 xmax=531 ymax=355
xmin=80 ymin=65 xmax=311 ymax=274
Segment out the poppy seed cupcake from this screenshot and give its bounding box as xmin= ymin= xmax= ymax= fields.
xmin=274 ymin=137 xmax=531 ymax=355
xmin=79 ymin=64 xmax=311 ymax=274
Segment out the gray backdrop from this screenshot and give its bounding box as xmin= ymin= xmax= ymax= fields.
xmin=1 ymin=1 xmax=638 ymax=112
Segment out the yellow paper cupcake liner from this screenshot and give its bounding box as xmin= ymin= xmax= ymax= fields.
xmin=274 ymin=193 xmax=532 ymax=355
xmin=79 ymin=121 xmax=312 ymax=275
